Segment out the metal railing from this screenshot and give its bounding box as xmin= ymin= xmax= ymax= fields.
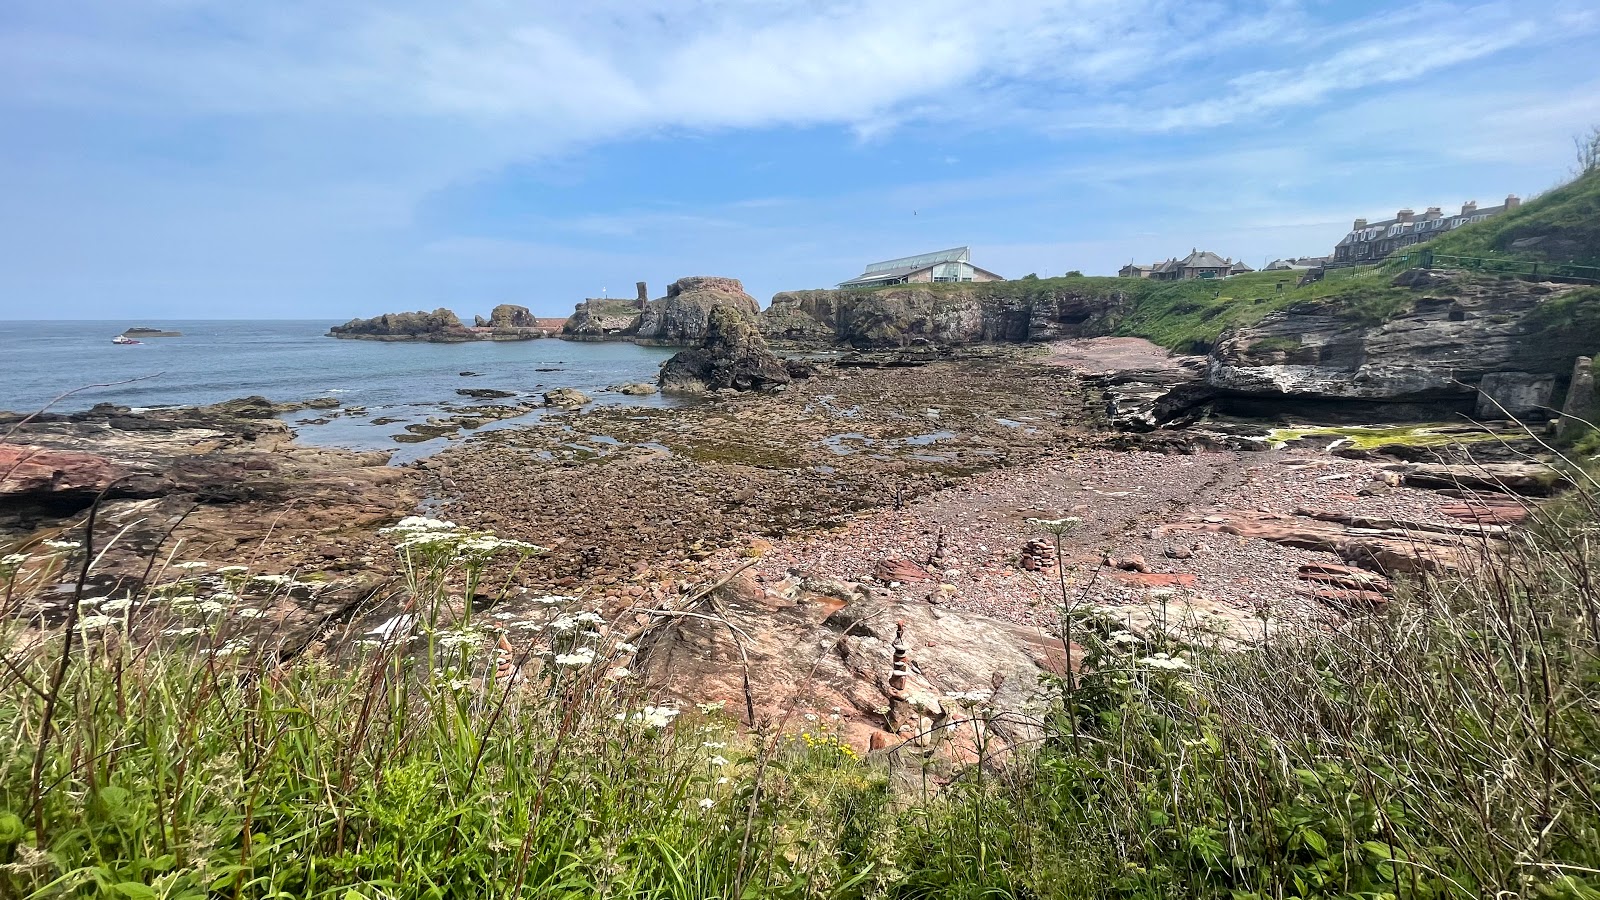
xmin=1397 ymin=249 xmax=1600 ymax=283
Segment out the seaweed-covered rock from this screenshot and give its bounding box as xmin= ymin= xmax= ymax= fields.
xmin=658 ymin=307 xmax=792 ymax=394
xmin=636 ymin=277 xmax=761 ymax=346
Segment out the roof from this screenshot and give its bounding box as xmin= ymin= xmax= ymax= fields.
xmin=1180 ymin=250 xmax=1232 ymax=269
xmin=839 ymin=265 xmax=923 ymax=287
xmin=862 ymin=246 xmax=969 ymax=275
xmin=1338 ymin=202 xmax=1512 ymax=245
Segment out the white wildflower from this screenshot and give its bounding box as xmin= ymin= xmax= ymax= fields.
xmin=382 ymin=515 xmax=458 ymax=533
xmin=1 ymin=553 xmax=29 ymax=567
xmin=615 ymin=641 xmax=638 ymax=653
xmin=99 ymin=597 xmax=134 ymax=613
xmin=435 ymin=629 xmax=480 ymax=649
xmin=618 ymin=704 xmax=680 ymax=728
xmin=717 ymin=777 xmax=729 ymax=785
xmin=43 ymin=539 xmax=81 ymax=550
xmin=195 ymin=600 xmax=226 ymax=615
xmin=251 ymin=574 xmax=291 ymax=585
xmin=216 ymin=565 xmax=249 ymax=574
xmin=708 ymin=755 xmax=728 ymax=767
xmin=698 ymin=798 xmax=714 ymax=810
xmin=528 ymin=594 xmax=575 ymax=606
xmin=696 ymin=701 xmax=726 ymax=714
xmin=367 ymin=614 xmax=416 ymax=640
xmin=702 ymin=741 xmax=727 ymax=749
xmin=548 ymin=615 xmax=577 ymax=633
xmin=76 ymin=614 xmax=118 ymax=631
xmin=163 ymin=626 xmax=204 ymax=637
xmin=573 ymin=611 xmax=604 ymax=625
xmin=448 ymin=677 xmax=473 ymax=691
xmin=173 ymin=561 xmax=208 ymax=571
xmin=1109 ymin=631 xmax=1141 ymax=645
xmin=236 ymin=608 xmax=270 ymax=619
xmin=554 ymin=648 xmax=596 ymax=667
xmin=1139 ymin=653 xmax=1192 ymax=672
xmin=605 ymin=667 xmax=631 ymax=681
xmin=1026 ymin=516 xmax=1083 ymax=535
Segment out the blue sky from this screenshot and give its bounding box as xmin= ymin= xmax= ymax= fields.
xmin=2 ymin=0 xmax=1598 ymax=321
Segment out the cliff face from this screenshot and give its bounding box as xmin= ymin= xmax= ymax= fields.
xmin=564 ymin=276 xmax=760 ymax=346
xmin=329 ymin=308 xmax=474 ymax=342
xmin=1208 ymin=273 xmax=1596 ymax=413
xmin=760 ymin=285 xmax=1130 ymax=347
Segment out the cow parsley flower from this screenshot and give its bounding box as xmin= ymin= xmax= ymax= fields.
xmin=76 ymin=614 xmax=118 ymax=631
xmin=698 ymin=798 xmax=714 ymax=810
xmin=99 ymin=597 xmax=134 ymax=614
xmin=43 ymin=539 xmax=81 ymax=550
xmin=615 ymin=641 xmax=638 ymax=653
xmin=1 ymin=553 xmax=29 ymax=567
xmin=554 ymin=648 xmax=596 ymax=667
xmin=1026 ymin=516 xmax=1083 ymax=535
xmin=617 ymin=705 xmax=680 ymax=728
xmin=1139 ymin=653 xmax=1192 ymax=672
xmin=173 ymin=561 xmax=208 ymax=571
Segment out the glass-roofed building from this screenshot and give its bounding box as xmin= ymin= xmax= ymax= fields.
xmin=838 ymin=246 xmax=1005 ymax=288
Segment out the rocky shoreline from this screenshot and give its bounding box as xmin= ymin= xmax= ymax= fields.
xmin=0 ymin=337 xmax=1572 ymax=751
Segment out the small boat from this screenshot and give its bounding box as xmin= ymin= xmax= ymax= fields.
xmin=112 ymin=335 xmax=141 ymax=345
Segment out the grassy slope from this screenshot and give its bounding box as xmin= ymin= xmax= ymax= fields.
xmin=849 ymin=268 xmax=1412 ymax=353
xmin=1417 ymin=168 xmax=1600 ymax=264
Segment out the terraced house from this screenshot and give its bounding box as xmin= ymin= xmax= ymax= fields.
xmin=1119 ymin=250 xmax=1253 ymax=280
xmin=1332 ymin=195 xmax=1521 ymax=263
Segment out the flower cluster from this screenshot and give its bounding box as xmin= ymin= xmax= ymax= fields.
xmin=1026 ymin=516 xmax=1083 ymax=536
xmin=618 ymin=704 xmax=681 ymax=729
xmin=381 ymin=516 xmax=542 ymax=564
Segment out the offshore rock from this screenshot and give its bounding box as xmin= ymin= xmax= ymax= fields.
xmin=542 ymin=388 xmax=593 ymax=408
xmin=329 ymin=308 xmax=474 ymax=342
xmin=659 ymin=307 xmax=791 ymax=394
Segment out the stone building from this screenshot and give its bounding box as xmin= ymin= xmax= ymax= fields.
xmin=1332 ymin=196 xmax=1520 ymax=264
xmin=1120 ymin=250 xmax=1253 ymax=280
xmin=838 ymin=246 xmax=1004 ymax=288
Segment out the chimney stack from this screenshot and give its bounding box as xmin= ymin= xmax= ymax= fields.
xmin=1353 ymin=217 xmax=1368 ymax=230
xmin=1425 ymin=207 xmax=1442 ymax=220
xmin=1461 ymin=201 xmax=1478 ymax=216
xmin=1505 ymin=194 xmax=1521 ymax=210
xmin=1396 ymin=208 xmax=1415 ymax=224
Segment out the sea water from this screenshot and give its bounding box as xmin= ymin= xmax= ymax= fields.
xmin=0 ymin=320 xmax=682 ymax=458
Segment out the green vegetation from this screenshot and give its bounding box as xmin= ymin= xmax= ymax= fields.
xmin=1417 ymin=168 xmax=1600 ymax=265
xmin=1265 ymin=422 xmax=1520 ymax=450
xmin=6 ymin=477 xmax=1600 ymax=898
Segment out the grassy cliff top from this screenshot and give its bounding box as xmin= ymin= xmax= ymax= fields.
xmin=844 ymin=268 xmax=1413 ymax=353
xmin=1415 ymin=168 xmax=1600 ymax=264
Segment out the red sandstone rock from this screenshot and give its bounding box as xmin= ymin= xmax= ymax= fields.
xmin=1109 ymin=571 xmax=1196 ymax=588
xmin=0 ymin=444 xmax=118 ymax=497
xmin=875 ymin=557 xmax=933 ymax=584
xmin=1296 ymin=563 xmax=1394 ymax=594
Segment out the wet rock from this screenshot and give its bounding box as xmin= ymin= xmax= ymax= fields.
xmin=542 ymin=388 xmax=593 ymax=408
xmin=609 ymin=382 xmax=658 ymax=396
xmin=329 ymin=308 xmax=474 ymax=342
xmin=659 ymin=307 xmax=792 ymax=395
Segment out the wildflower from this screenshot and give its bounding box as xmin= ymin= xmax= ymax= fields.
xmin=615 ymin=641 xmax=638 ymax=653
xmin=368 ymin=614 xmax=417 ymax=640
xmin=163 ymin=626 xmax=204 ymax=637
xmin=43 ymin=539 xmax=81 ymax=550
xmin=717 ymin=777 xmax=730 ymax=785
xmin=605 ymin=667 xmax=631 ymax=681
xmin=99 ymin=597 xmax=134 ymax=614
xmin=702 ymin=741 xmax=727 ymax=749
xmin=173 ymin=561 xmax=208 ymax=571
xmin=435 ymin=629 xmax=480 ymax=649
xmin=572 ymin=611 xmax=604 ymax=625
xmin=1 ymin=552 xmax=29 ymax=567
xmin=1139 ymin=653 xmax=1192 ymax=672
xmin=1109 ymin=631 xmax=1141 ymax=646
xmin=448 ymin=677 xmax=473 ymax=691
xmin=236 ymin=608 xmax=270 ymax=619
xmin=382 ymin=515 xmax=458 ymax=533
xmin=216 ymin=565 xmax=249 ymax=574
xmin=195 ymin=600 xmax=226 ymax=615
xmin=76 ymin=614 xmax=118 ymax=631
xmin=617 ymin=705 xmax=680 ymax=728
xmin=205 ymin=639 xmax=252 ymax=658
xmin=528 ymin=594 xmax=576 ymax=606
xmin=708 ymin=755 xmax=728 ymax=767
xmin=698 ymin=798 xmax=714 ymax=810
xmin=554 ymin=648 xmax=596 ymax=667
xmin=948 ymin=690 xmax=993 ymax=707
xmin=548 ymin=616 xmax=577 ymax=633
xmin=1026 ymin=516 xmax=1083 ymax=536
xmin=696 ymin=701 xmax=726 ymax=714
xmin=251 ymin=574 xmax=291 ymax=585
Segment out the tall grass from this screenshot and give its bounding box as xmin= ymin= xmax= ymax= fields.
xmin=4 ymin=475 xmax=1600 ymax=898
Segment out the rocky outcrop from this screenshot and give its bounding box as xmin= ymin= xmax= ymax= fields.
xmin=658 ymin=307 xmax=791 ymax=394
xmin=636 ymin=277 xmax=761 ymax=346
xmin=475 ymin=304 xmax=537 ymax=329
xmin=329 ymin=309 xmax=475 ymax=342
xmin=542 ymin=388 xmax=592 ymax=408
xmin=760 ymin=284 xmax=1130 ymax=348
xmin=562 ymin=277 xmax=761 ymax=346
xmin=1207 ymin=271 xmax=1592 ymax=414
xmin=1558 ymin=357 xmax=1597 ymax=440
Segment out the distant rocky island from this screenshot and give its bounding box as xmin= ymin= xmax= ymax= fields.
xmin=121 ymin=326 xmax=183 ymax=337
xmin=328 ymin=304 xmax=566 ymax=342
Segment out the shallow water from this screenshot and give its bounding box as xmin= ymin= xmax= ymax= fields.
xmin=0 ymin=320 xmax=682 ymax=456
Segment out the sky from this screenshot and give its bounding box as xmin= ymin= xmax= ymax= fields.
xmin=1 ymin=0 xmax=1598 ymax=321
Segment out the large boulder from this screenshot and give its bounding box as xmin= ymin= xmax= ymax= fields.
xmin=635 ymin=277 xmax=761 ymax=346
xmin=0 ymin=445 xmax=119 ymax=502
xmin=658 ymin=306 xmax=792 ymax=394
xmin=562 ymin=299 xmax=645 ymax=341
xmin=329 ymin=308 xmax=474 ymax=342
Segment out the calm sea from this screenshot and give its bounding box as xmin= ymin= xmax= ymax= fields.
xmin=0 ymin=320 xmax=682 ymax=460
